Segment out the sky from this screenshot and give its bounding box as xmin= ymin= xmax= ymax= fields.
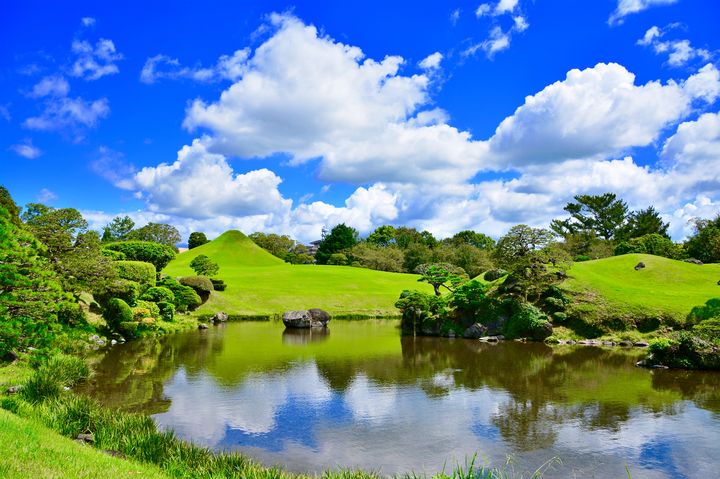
xmin=2 ymin=0 xmax=720 ymax=243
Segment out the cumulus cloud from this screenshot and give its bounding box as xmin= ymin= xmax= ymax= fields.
xmin=139 ymin=49 xmax=250 ymax=84
xmin=637 ymin=25 xmax=712 ymax=67
xmin=28 ymin=75 xmax=70 ymax=98
xmin=450 ymin=9 xmax=461 ymax=25
xmin=90 ymin=146 xmax=136 ymax=189
xmin=609 ymin=0 xmax=678 ymax=25
xmin=466 ymin=1 xmax=528 ymax=58
xmin=485 ymin=63 xmax=720 ymax=167
xmin=9 ymin=139 xmax=42 ymax=159
xmin=70 ymin=38 xmax=123 ymax=80
xmin=37 ymin=188 xmax=58 ymax=203
xmin=23 ymin=96 xmax=109 ymax=136
xmin=81 ymin=17 xmax=96 ymax=27
xmin=419 ymin=52 xmax=443 ymax=70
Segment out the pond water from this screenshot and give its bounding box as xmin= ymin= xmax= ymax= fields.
xmin=81 ymin=320 xmax=720 ymax=478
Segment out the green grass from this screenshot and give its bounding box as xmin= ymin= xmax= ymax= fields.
xmin=164 ymin=230 xmax=433 ymax=316
xmin=563 ymin=254 xmax=720 ymax=322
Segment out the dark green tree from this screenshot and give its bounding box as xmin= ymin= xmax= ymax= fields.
xmin=617 ymin=206 xmax=669 ymax=241
xmin=56 ymin=230 xmax=117 ymax=293
xmin=102 ymin=215 xmax=135 ymax=242
xmin=127 ymin=223 xmax=181 ymax=251
xmin=0 ymin=186 xmax=21 ymax=226
xmin=416 ymin=263 xmax=467 ymax=296
xmin=493 ymin=225 xmax=554 ymax=269
xmin=315 ymin=224 xmax=359 ymax=264
xmin=189 ymin=255 xmax=220 ymax=276
xmin=188 ymin=232 xmax=209 ymax=249
xmin=685 ymin=215 xmax=720 ymax=263
xmin=22 ymin=205 xmax=88 ymax=264
xmin=102 ymin=241 xmax=176 ymax=271
xmin=249 ymin=232 xmax=297 ymax=259
xmin=551 ymin=193 xmax=628 ymax=240
xmin=366 ymin=225 xmax=396 ymax=247
xmin=446 ymin=230 xmax=495 ymax=250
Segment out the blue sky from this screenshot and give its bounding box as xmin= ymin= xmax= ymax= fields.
xmin=2 ymin=0 xmax=719 ymax=242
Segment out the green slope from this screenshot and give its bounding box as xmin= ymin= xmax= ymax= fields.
xmin=164 ymin=230 xmax=432 ymax=316
xmin=563 ymin=253 xmax=720 ymax=320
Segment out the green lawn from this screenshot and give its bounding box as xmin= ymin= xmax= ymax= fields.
xmin=563 ymin=253 xmax=720 ymax=320
xmin=164 ymin=230 xmax=433 ymax=316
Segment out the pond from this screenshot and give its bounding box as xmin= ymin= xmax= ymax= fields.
xmin=80 ymin=320 xmax=720 ymax=478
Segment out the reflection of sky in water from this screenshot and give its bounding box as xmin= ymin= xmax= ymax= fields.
xmin=152 ymin=361 xmax=720 ymax=478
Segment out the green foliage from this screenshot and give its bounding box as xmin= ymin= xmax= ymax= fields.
xmin=0 ymin=186 xmax=21 ymax=226
xmin=416 ymin=263 xmax=468 ymax=296
xmin=449 ymin=280 xmax=490 ymax=322
xmin=574 ymin=255 xmax=591 ymax=262
xmin=646 ymin=332 xmax=720 ymax=369
xmin=133 ymin=300 xmax=160 ymax=320
xmin=210 ymin=278 xmax=226 ymax=291
xmin=156 ymin=301 xmax=175 ymax=322
xmin=403 ymin=241 xmax=433 ymax=273
xmin=395 ymin=290 xmax=449 ymax=333
xmin=140 ymin=286 xmax=175 ymax=304
xmin=113 ymin=261 xmax=156 ymax=288
xmin=126 ymin=222 xmax=181 ymax=251
xmin=55 ymin=230 xmax=117 ymax=294
xmin=157 ymin=277 xmax=202 ymax=312
xmin=179 ymin=276 xmax=214 ymax=302
xmin=687 ymin=298 xmax=720 ymax=325
xmin=104 ymin=298 xmax=133 ymax=331
xmin=685 ymin=215 xmax=720 ymax=263
xmin=101 ymin=216 xmax=135 ymax=243
xmin=551 ymin=193 xmax=628 ymax=240
xmin=22 ymin=205 xmax=88 ymax=262
xmin=188 ymin=231 xmax=209 ymax=249
xmin=57 ymin=301 xmax=87 ymax=328
xmin=119 ymin=322 xmax=139 ymax=339
xmin=327 ymin=253 xmax=349 ymax=265
xmin=614 ymin=234 xmax=683 ymax=259
xmin=617 ymin=206 xmax=669 ymax=241
xmin=493 ymin=225 xmax=554 ymax=269
xmin=100 ymin=248 xmax=126 ymax=260
xmin=693 ymin=318 xmax=720 ymax=341
xmin=103 ymin=241 xmax=176 ymax=271
xmin=249 ymin=232 xmax=298 ymax=260
xmin=316 ymin=223 xmax=359 ymax=264
xmin=20 ymin=354 xmax=89 ymax=404
xmin=347 ymin=243 xmax=404 ymax=272
xmin=189 ymin=254 xmax=219 ymax=276
xmin=445 ymin=230 xmax=495 ymax=250
xmin=95 ymin=279 xmax=139 ymax=308
xmin=484 ymin=269 xmax=508 ymax=281
xmin=551 ymin=312 xmax=567 ymax=323
xmin=504 ymin=301 xmax=552 ymax=340
xmin=543 ymin=297 xmax=566 ymax=313
xmin=366 ymin=225 xmax=396 ymax=247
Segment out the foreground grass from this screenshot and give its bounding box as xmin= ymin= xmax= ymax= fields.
xmin=164 ymin=230 xmax=433 ymax=316
xmin=563 ymin=254 xmax=720 ymax=322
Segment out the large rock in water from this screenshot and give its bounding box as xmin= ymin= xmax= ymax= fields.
xmin=282 ymin=309 xmax=331 ymax=328
xmin=463 ymin=323 xmax=489 ymax=339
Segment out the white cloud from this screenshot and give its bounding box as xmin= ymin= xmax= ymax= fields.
xmin=466 ymin=1 xmax=528 ymax=58
xmin=637 ymin=26 xmax=662 ymax=46
xmin=23 ymin=96 xmax=110 ymax=135
xmin=475 ymin=4 xmax=492 ymax=17
xmin=494 ymin=0 xmax=519 ymax=15
xmin=139 ymin=49 xmax=250 ymax=84
xmin=29 ymin=75 xmax=70 ymax=98
xmin=450 ymin=9 xmax=461 ymax=25
xmin=81 ymin=17 xmax=96 ymax=27
xmin=486 ymin=63 xmax=720 ymax=167
xmin=513 ymin=16 xmax=529 ymax=32
xmin=9 ymin=139 xmax=42 ymax=159
xmin=37 ymin=188 xmax=58 ymax=203
xmin=0 ymin=105 xmax=10 ymax=121
xmin=637 ymin=26 xmax=712 ymax=67
xmin=419 ymin=52 xmax=443 ymax=70
xmin=90 ymin=146 xmax=136 ymax=189
xmin=609 ymin=0 xmax=678 ymax=25
xmin=70 ymin=38 xmax=122 ymax=80
xmin=184 ymin=14 xmax=484 ymax=185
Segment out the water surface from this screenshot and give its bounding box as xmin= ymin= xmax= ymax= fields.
xmin=81 ymin=321 xmax=720 ymax=478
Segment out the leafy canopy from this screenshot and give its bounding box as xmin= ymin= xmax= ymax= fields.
xmin=189 ymin=254 xmax=220 ymax=276
xmin=551 ymin=193 xmax=628 ymax=240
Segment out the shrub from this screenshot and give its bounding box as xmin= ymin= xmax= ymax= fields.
xmin=395 ymin=290 xmax=449 ymax=334
xmin=140 ymin=286 xmax=175 ymax=304
xmin=114 ymin=260 xmax=156 ymax=287
xmin=103 ymin=241 xmax=176 ymax=271
xmin=614 ymin=234 xmax=684 ymax=259
xmin=133 ymin=300 xmax=160 ymax=320
xmin=119 ymin=321 xmax=139 ymax=339
xmin=693 ymin=318 xmax=720 ymax=342
xmin=647 ymin=332 xmax=720 ymax=369
xmin=504 ymin=301 xmax=552 ymax=340
xmin=104 ymin=298 xmax=133 ymax=331
xmin=179 ymin=276 xmax=214 ymax=302
xmin=95 ymin=279 xmax=139 ymax=308
xmin=327 ymin=253 xmax=348 ymax=265
xmin=101 ymin=248 xmax=126 ymax=260
xmin=483 ymin=269 xmax=508 ymax=282
xmin=551 ymin=312 xmax=567 ymax=323
xmin=157 ymin=277 xmax=201 ymax=311
xmin=687 ymin=298 xmax=720 ymax=325
xmin=57 ymin=301 xmax=87 ymax=327
xmin=210 ymin=278 xmax=226 ymax=291
xmin=189 ymin=254 xmax=219 ymax=276
xmin=543 ymin=296 xmax=566 ymax=313
xmin=157 ymin=301 xmax=175 ymax=322
xmin=573 ymin=255 xmax=591 ymax=262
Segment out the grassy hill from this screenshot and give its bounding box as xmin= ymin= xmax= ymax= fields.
xmin=562 ymin=253 xmax=720 ymax=322
xmin=164 ymin=230 xmax=432 ymax=316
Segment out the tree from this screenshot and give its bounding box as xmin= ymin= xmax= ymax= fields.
xmin=56 ymin=230 xmax=117 ymax=293
xmin=103 ymin=241 xmax=176 ymax=271
xmin=403 ymin=242 xmax=432 ymax=273
xmin=445 ymin=230 xmax=495 ymax=250
xmin=451 ymin=244 xmax=494 ymax=278
xmin=617 ymin=206 xmax=669 ymax=241
xmin=127 ymin=223 xmax=181 ymax=251
xmin=315 ymin=224 xmax=359 ymax=264
xmin=685 ymin=215 xmax=720 ymax=263
xmin=551 ymin=193 xmax=628 ymax=240
xmin=188 ymin=232 xmax=209 ymax=249
xmin=0 ymin=186 xmax=21 ymax=226
xmin=189 ymin=255 xmax=220 ymax=276
xmin=22 ymin=205 xmax=88 ymax=263
xmin=348 ymin=243 xmax=404 ymax=272
xmin=249 ymin=232 xmax=297 ymax=260
xmin=366 ymin=225 xmax=396 ymax=247
xmin=494 ymin=225 xmax=554 ymax=269
xmin=102 ymin=216 xmax=135 ymax=243
xmin=416 ymin=263 xmax=467 ymax=296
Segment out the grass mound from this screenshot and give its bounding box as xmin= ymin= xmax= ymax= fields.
xmin=164 ymin=230 xmax=433 ymax=316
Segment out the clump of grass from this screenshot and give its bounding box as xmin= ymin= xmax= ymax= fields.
xmin=406 ymin=454 xmax=560 ymax=479
xmin=19 ymin=354 xmax=89 ymax=404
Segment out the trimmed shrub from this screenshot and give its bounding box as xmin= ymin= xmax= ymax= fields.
xmin=551 ymin=311 xmax=567 ymax=323
xmin=179 ymin=276 xmax=214 ymax=302
xmin=140 ymin=286 xmax=175 ymax=304
xmin=103 ymin=241 xmax=176 ymax=271
xmin=101 ymin=248 xmax=126 ymax=260
xmin=210 ymin=278 xmax=226 ymax=291
xmin=543 ymin=296 xmax=566 ymax=313
xmin=119 ymin=321 xmax=139 ymax=339
xmin=104 ymin=298 xmax=133 ymax=331
xmin=574 ymin=255 xmax=591 ymax=262
xmin=157 ymin=301 xmax=175 ymax=322
xmin=114 ymin=260 xmax=156 ymax=288
xmin=57 ymin=301 xmax=87 ymax=327
xmin=483 ymin=269 xmax=508 ymax=282
xmin=647 ymin=332 xmax=720 ymax=369
xmin=158 ymin=277 xmax=202 ymax=312
xmin=134 ymin=300 xmax=160 ymax=320
xmin=693 ymin=318 xmax=720 ymax=341
xmin=327 ymin=253 xmax=348 ymax=265
xmin=95 ymin=279 xmax=139 ymax=308
xmin=687 ymin=298 xmax=720 ymax=325
xmin=504 ymin=301 xmax=553 ymax=340
xmin=614 ymin=234 xmax=684 ymax=259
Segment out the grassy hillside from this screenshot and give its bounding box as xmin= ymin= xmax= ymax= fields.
xmin=164 ymin=230 xmax=432 ymax=316
xmin=563 ymin=253 xmax=720 ymax=321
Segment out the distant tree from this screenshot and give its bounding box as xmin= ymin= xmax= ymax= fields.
xmin=0 ymin=186 xmax=21 ymax=226
xmin=127 ymin=223 xmax=181 ymax=251
xmin=403 ymin=241 xmax=432 ymax=273
xmin=56 ymin=230 xmax=117 ymax=292
xmin=189 ymin=254 xmax=220 ymax=276
xmin=551 ymin=193 xmax=628 ymax=240
xmin=445 ymin=230 xmax=495 ymax=250
xmin=102 ymin=215 xmax=135 ymax=243
xmin=348 ymin=243 xmax=404 ymax=272
xmin=22 ymin=205 xmax=88 ymax=263
xmin=451 ymin=244 xmax=494 ymax=278
xmin=416 ymin=263 xmax=467 ymax=296
xmin=315 ymin=224 xmax=359 ymax=264
xmin=327 ymin=253 xmax=349 ymax=265
xmin=494 ymin=225 xmax=554 ymax=269
xmin=685 ymin=215 xmax=720 ymax=263
xmin=188 ymin=232 xmax=209 ymax=249
xmin=103 ymin=241 xmax=176 ymax=271
xmin=366 ymin=225 xmax=396 ymax=247
xmin=617 ymin=206 xmax=669 ymax=241
xmin=394 ymin=227 xmax=437 ymax=249
xmin=249 ymin=232 xmax=297 ymax=260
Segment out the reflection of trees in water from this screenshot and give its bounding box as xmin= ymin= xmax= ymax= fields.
xmin=651 ymin=369 xmax=720 ymax=416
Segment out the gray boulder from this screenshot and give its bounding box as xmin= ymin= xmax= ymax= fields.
xmin=634 ymin=262 xmax=646 ymax=271
xmin=683 ymin=258 xmax=703 ymax=265
xmin=463 ymin=323 xmax=488 ymax=339
xmin=282 ymin=309 xmax=331 ymax=328
xmin=212 ymin=312 xmax=228 ymax=324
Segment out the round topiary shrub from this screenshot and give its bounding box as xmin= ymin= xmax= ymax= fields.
xmin=133 ymin=300 xmax=160 ymax=320
xmin=210 ymin=278 xmax=226 ymax=291
xmin=119 ymin=321 xmax=139 ymax=339
xmin=102 ymin=241 xmax=176 ymax=271
xmin=140 ymin=286 xmax=175 ymax=304
xmin=95 ymin=279 xmax=140 ymax=308
xmin=179 ymin=276 xmax=214 ymax=302
xmin=101 ymin=248 xmax=126 ymax=260
xmin=543 ymin=296 xmax=566 ymax=313
xmin=551 ymin=311 xmax=567 ymax=323
xmin=484 ymin=269 xmax=508 ymax=282
xmin=157 ymin=301 xmax=175 ymax=322
xmin=104 ymin=298 xmax=133 ymax=331
xmin=114 ymin=261 xmax=157 ymax=288
xmin=504 ymin=301 xmax=553 ymax=340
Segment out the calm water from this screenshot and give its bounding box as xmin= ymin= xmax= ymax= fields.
xmin=81 ymin=320 xmax=720 ymax=478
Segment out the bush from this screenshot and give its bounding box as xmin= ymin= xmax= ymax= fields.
xmin=483 ymin=269 xmax=508 ymax=282
xmin=103 ymin=241 xmax=176 ymax=271
xmin=114 ymin=261 xmax=156 ymax=288
xmin=101 ymin=248 xmax=126 ymax=260
xmin=551 ymin=312 xmax=567 ymax=323
xmin=210 ymin=278 xmax=226 ymax=291
xmin=543 ymin=296 xmax=566 ymax=313
xmin=614 ymin=234 xmax=684 ymax=259
xmin=157 ymin=301 xmax=175 ymax=322
xmin=693 ymin=318 xmax=720 ymax=342
xmin=179 ymin=276 xmax=214 ymax=302
xmin=395 ymin=290 xmax=449 ymax=334
xmin=95 ymin=279 xmax=139 ymax=308
xmin=647 ymin=332 xmax=720 ymax=369
xmin=504 ymin=301 xmax=553 ymax=340
xmin=140 ymin=286 xmax=175 ymax=304
xmin=119 ymin=321 xmax=139 ymax=339
xmin=574 ymin=255 xmax=591 ymax=262
xmin=104 ymin=298 xmax=133 ymax=331
xmin=687 ymin=298 xmax=720 ymax=325
xmin=157 ymin=277 xmax=202 ymax=311
xmin=134 ymin=300 xmax=160 ymax=318
xmin=57 ymin=301 xmax=87 ymax=327
xmin=327 ymin=253 xmax=348 ymax=265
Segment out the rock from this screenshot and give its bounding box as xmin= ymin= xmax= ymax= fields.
xmin=1 ymin=351 xmax=18 ymax=362
xmin=602 ymin=341 xmax=615 ymax=346
xmin=683 ymin=258 xmax=703 ymax=265
xmin=634 ymin=341 xmax=649 ymax=347
xmin=495 ymin=335 xmax=506 ymax=341
xmin=634 ymin=262 xmax=646 ymax=271
xmin=282 ymin=310 xmax=331 ymax=328
xmin=212 ymin=312 xmax=229 ymax=324
xmin=89 ymin=334 xmax=100 ymax=342
xmin=651 ymin=364 xmax=669 ymax=369
xmin=530 ymin=321 xmax=553 ymax=341
xmin=198 ymin=323 xmax=209 ymax=330
xmin=447 ymin=330 xmax=456 ymax=339
xmin=463 ymin=323 xmax=488 ymax=339
xmin=76 ymin=433 xmax=95 ymax=443
xmin=6 ymin=385 xmax=22 ymax=394
xmin=110 ymin=339 xmax=117 ymax=346
xmin=619 ymin=340 xmax=633 ymax=347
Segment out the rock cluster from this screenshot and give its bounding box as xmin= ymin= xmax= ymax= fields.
xmin=282 ymin=309 xmax=331 ymax=328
